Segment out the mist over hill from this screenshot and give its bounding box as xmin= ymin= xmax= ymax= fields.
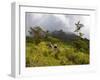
xmin=26 ymin=13 xmax=90 ymax=39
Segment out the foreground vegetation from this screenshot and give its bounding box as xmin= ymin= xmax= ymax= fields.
xmin=26 ymin=21 xmax=89 ymax=67
xmin=26 ymin=28 xmax=89 ymax=67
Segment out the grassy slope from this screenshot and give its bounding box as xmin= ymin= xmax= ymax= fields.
xmin=26 ymin=36 xmax=89 ymax=67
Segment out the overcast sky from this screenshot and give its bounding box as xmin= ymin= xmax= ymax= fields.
xmin=26 ymin=13 xmax=90 ymax=39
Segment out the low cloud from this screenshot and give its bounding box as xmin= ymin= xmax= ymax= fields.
xmin=26 ymin=13 xmax=90 ymax=39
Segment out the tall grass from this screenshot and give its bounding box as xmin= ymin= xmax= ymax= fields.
xmin=26 ymin=38 xmax=89 ymax=67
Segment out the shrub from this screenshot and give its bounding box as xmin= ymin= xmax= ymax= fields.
xmin=74 ymin=52 xmax=89 ymax=64
xmin=73 ymin=38 xmax=89 ymax=53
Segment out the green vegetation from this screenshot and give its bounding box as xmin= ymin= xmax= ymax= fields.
xmin=26 ymin=25 xmax=89 ymax=67
xmin=26 ymin=36 xmax=89 ymax=67
xmin=26 ymin=21 xmax=89 ymax=67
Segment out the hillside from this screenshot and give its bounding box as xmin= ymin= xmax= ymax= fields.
xmin=26 ymin=28 xmax=89 ymax=67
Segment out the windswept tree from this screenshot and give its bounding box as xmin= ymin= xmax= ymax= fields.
xmin=73 ymin=21 xmax=88 ymax=52
xmin=74 ymin=21 xmax=84 ymax=38
xmin=28 ymin=26 xmax=45 ymax=44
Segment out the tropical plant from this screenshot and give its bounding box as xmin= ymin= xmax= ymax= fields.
xmin=74 ymin=21 xmax=84 ymax=38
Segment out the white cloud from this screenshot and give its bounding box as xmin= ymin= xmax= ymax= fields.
xmin=26 ymin=13 xmax=90 ymax=39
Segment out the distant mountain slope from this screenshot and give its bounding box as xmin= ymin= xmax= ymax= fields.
xmin=51 ymin=30 xmax=78 ymax=41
